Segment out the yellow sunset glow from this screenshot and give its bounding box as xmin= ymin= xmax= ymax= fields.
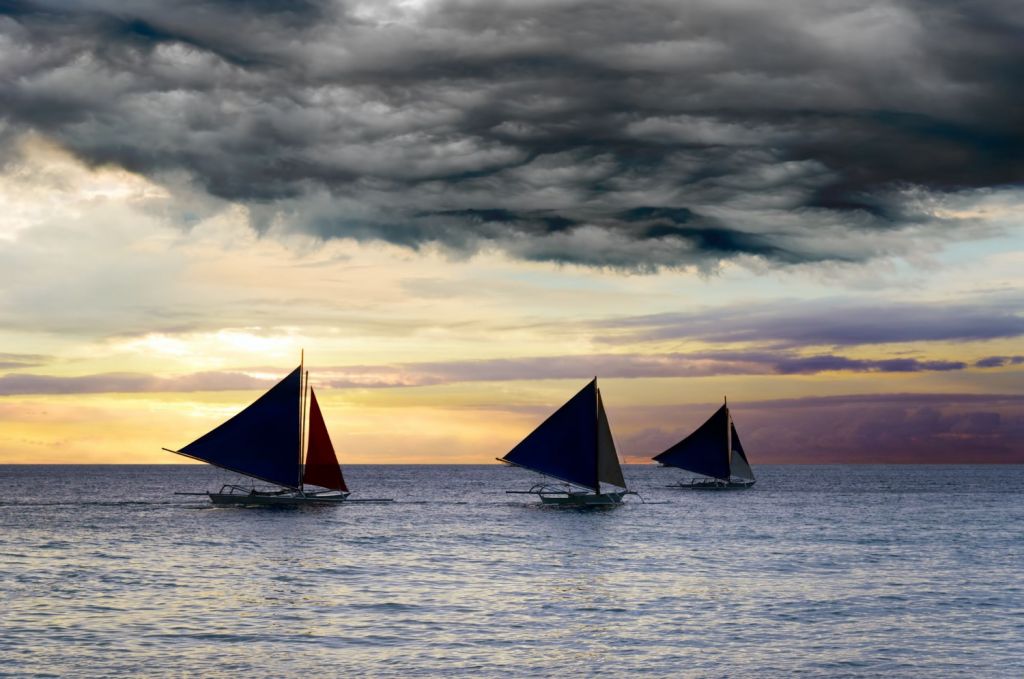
xmin=0 ymin=135 xmax=1021 ymax=464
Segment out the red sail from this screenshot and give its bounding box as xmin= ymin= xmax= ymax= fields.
xmin=303 ymin=388 xmax=348 ymax=492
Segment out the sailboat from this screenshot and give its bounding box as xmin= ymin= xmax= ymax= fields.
xmin=164 ymin=356 xmax=392 ymax=506
xmin=499 ymin=378 xmax=632 ymax=505
xmin=653 ymin=397 xmax=755 ymax=490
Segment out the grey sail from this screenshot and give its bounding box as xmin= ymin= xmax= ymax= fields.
xmin=729 ymin=423 xmax=755 ymax=480
xmin=596 ymin=390 xmax=626 ymax=489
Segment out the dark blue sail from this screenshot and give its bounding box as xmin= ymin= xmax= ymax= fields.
xmin=177 ymin=367 xmax=302 ymax=488
xmin=653 ymin=404 xmax=730 ymax=480
xmin=502 ymin=380 xmax=599 ymax=491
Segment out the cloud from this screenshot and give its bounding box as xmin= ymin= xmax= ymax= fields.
xmin=615 ymin=393 xmax=1024 ymax=463
xmin=313 ymin=351 xmax=979 ymax=387
xmin=770 ymin=355 xmax=965 ymax=374
xmin=0 ymin=371 xmax=269 ymax=395
xmin=976 ymin=355 xmax=1024 ymax=368
xmin=2 ymin=345 xmax=1005 ymax=394
xmin=595 ymin=297 xmax=1024 ymax=347
xmin=2 ymin=0 xmax=1022 ymax=268
xmin=0 ymin=352 xmax=48 ymax=369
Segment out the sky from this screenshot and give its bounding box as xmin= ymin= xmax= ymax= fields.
xmin=0 ymin=0 xmax=1022 ymax=464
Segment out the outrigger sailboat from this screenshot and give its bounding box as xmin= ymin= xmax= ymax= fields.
xmin=654 ymin=398 xmax=755 ymax=490
xmin=500 ymin=378 xmax=633 ymax=506
xmin=164 ymin=355 xmax=392 ymax=506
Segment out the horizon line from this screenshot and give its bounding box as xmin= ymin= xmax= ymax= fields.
xmin=2 ymin=461 xmax=1022 ymax=466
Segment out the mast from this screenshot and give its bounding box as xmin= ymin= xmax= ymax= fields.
xmin=594 ymin=378 xmax=600 ymax=495
xmin=725 ymin=396 xmax=731 ymax=481
xmin=299 ymin=350 xmax=305 ymax=491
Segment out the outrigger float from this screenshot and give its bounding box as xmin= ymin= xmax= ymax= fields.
xmin=500 ymin=378 xmax=635 ymax=506
xmin=654 ymin=397 xmax=756 ymax=490
xmin=164 ymin=353 xmax=392 ymax=506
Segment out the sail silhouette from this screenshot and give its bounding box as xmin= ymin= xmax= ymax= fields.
xmin=503 ymin=379 xmax=600 ymax=491
xmin=597 ymin=390 xmax=626 ymax=489
xmin=177 ymin=367 xmax=302 ymax=488
xmin=653 ymin=401 xmax=755 ymax=484
xmin=303 ymin=388 xmax=348 ymax=492
xmin=501 ymin=378 xmax=628 ymax=500
xmin=165 ymin=359 xmax=390 ymax=505
xmin=730 ymin=423 xmax=754 ymax=480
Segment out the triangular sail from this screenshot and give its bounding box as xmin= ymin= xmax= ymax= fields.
xmin=597 ymin=390 xmax=626 ymax=489
xmin=177 ymin=367 xmax=302 ymax=488
xmin=653 ymin=403 xmax=731 ymax=480
xmin=730 ymin=423 xmax=755 ymax=480
xmin=302 ymin=388 xmax=349 ymax=492
xmin=502 ymin=379 xmax=599 ymax=491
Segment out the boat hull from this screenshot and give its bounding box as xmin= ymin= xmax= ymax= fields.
xmin=209 ymin=491 xmax=351 ymax=506
xmin=539 ymin=491 xmax=627 ymax=506
xmin=669 ymin=479 xmax=755 ymax=491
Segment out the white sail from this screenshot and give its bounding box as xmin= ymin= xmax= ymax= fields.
xmin=729 ymin=422 xmax=755 ymax=481
xmin=730 ymin=447 xmax=755 ymax=480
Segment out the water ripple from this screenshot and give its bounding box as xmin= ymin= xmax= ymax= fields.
xmin=0 ymin=464 xmax=1022 ymax=677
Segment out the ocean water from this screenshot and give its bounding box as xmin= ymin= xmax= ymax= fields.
xmin=1 ymin=464 xmax=1022 ymax=678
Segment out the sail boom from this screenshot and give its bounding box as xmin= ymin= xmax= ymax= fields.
xmin=162 ymin=447 xmax=301 ymax=490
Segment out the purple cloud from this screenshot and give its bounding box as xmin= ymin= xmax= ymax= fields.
xmin=3 ymin=336 xmax=1016 ymax=397
xmin=0 ymin=371 xmax=270 ymax=395
xmin=772 ymin=356 xmax=966 ymax=374
xmin=596 ymin=299 xmax=1024 ymax=348
xmin=976 ymin=355 xmax=1024 ymax=368
xmin=614 ymin=393 xmax=1024 ymax=463
xmin=0 ymin=348 xmax=990 ymax=395
xmin=0 ymin=352 xmax=49 ymax=370
xmin=318 ymin=351 xmax=974 ymax=388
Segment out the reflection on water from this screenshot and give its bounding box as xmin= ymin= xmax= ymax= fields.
xmin=1 ymin=464 xmax=1022 ymax=677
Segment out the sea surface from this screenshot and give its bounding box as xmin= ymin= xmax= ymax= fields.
xmin=1 ymin=464 xmax=1022 ymax=678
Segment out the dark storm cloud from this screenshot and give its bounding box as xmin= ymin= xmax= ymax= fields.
xmin=2 ymin=0 xmax=1023 ymax=267
xmin=596 ymin=298 xmax=1024 ymax=347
